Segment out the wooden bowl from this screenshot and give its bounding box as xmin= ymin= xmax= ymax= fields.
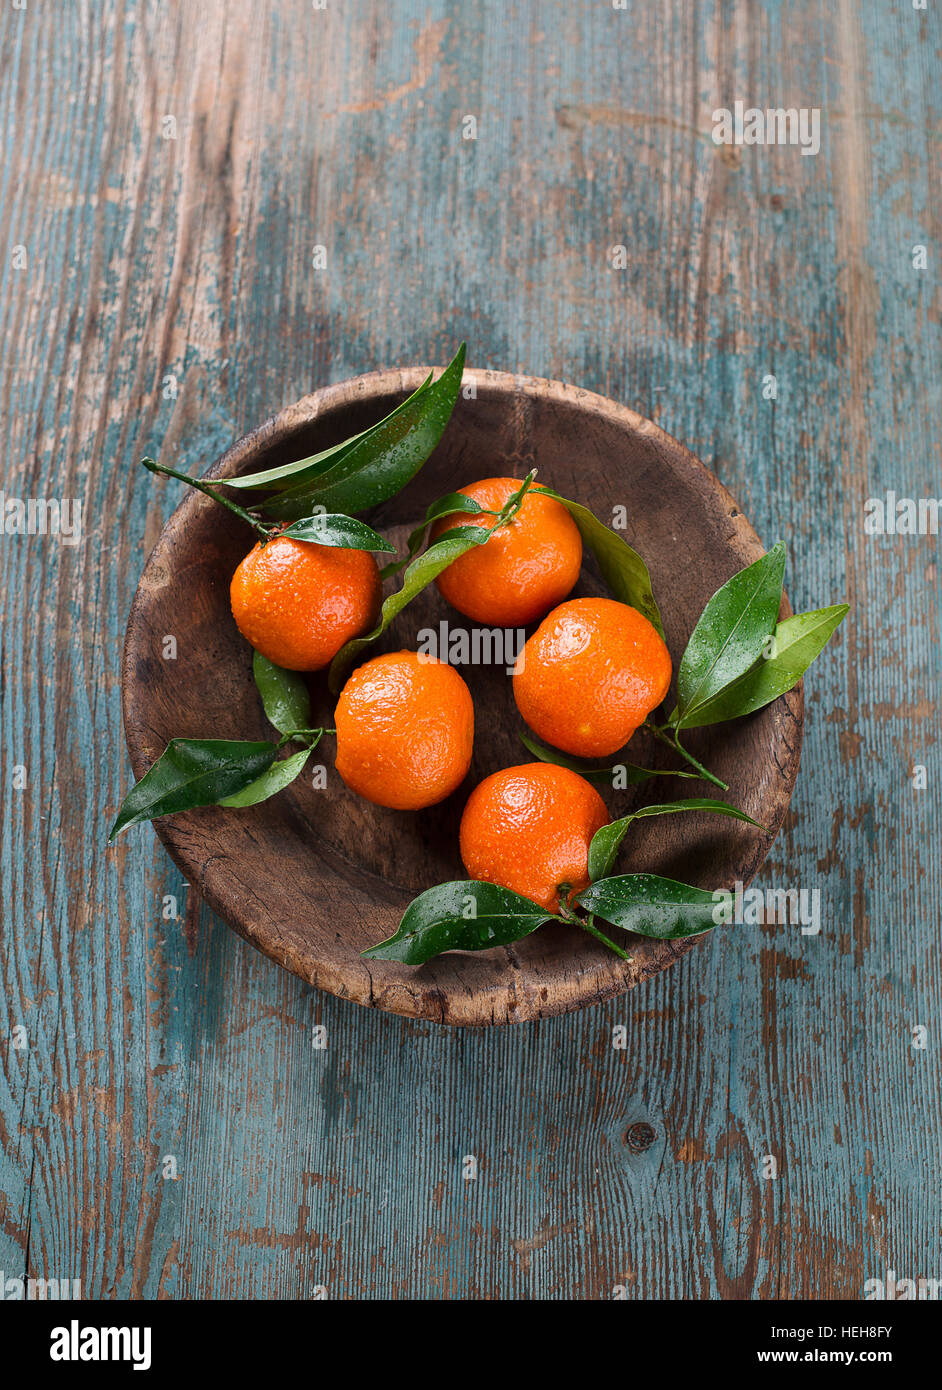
xmin=121 ymin=367 xmax=802 ymax=1025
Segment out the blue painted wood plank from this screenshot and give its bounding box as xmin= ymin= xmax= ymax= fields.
xmin=0 ymin=0 xmax=938 ymax=1299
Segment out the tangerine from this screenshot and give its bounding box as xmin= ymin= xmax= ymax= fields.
xmin=513 ymin=597 xmax=671 ymax=757
xmin=229 ymin=536 xmax=381 ymax=672
xmin=430 ymin=478 xmax=582 ymax=626
xmin=459 ymin=762 xmax=608 ymax=913
xmin=334 ymin=650 xmax=474 ymax=810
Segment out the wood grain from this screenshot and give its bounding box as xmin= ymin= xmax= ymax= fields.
xmin=0 ymin=0 xmax=938 ymax=1299
xmin=122 ymin=367 xmax=801 ymax=1025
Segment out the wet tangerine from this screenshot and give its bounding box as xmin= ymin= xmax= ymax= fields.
xmin=334 ymin=650 xmax=474 ymax=811
xmin=513 ymin=597 xmax=672 ymax=757
xmin=229 ymin=535 xmax=382 ymax=673
xmin=430 ymin=477 xmax=582 ymax=627
xmin=459 ymin=761 xmax=609 ymax=913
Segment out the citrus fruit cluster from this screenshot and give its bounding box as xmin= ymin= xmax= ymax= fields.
xmin=229 ymin=476 xmax=671 ymax=913
xmin=119 ymin=362 xmax=846 ymax=967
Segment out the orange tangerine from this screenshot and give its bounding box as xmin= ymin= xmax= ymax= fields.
xmin=334 ymin=651 xmax=474 ymax=810
xmin=230 ymin=536 xmax=381 ymax=672
xmin=513 ymin=597 xmax=671 ymax=757
xmin=459 ymin=762 xmax=609 ymax=913
xmin=430 ymin=478 xmax=582 ymax=626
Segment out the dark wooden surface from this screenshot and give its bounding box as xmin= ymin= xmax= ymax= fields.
xmin=1 ymin=1 xmax=938 ymax=1298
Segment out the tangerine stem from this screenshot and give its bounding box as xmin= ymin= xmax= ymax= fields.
xmin=645 ymin=722 xmax=728 ymax=791
xmin=276 ymin=727 xmax=333 ymax=749
xmin=579 ymin=913 xmax=632 ymax=961
xmin=495 ymin=469 xmax=538 ymax=527
xmin=141 ymin=457 xmax=272 ymax=540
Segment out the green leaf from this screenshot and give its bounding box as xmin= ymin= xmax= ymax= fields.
xmin=422 ymin=492 xmax=487 ymax=524
xmin=277 ymin=513 xmax=395 ymax=551
xmin=328 ymin=524 xmax=491 ymax=693
xmin=260 ymin=345 xmax=467 ymax=518
xmin=381 ymin=492 xmax=486 ymax=579
xmin=535 ymin=487 xmax=664 ymax=638
xmin=218 ymin=746 xmax=313 ymax=807
xmin=328 ymin=475 xmax=535 ymax=690
xmin=392 ymin=492 xmax=487 ymax=574
xmin=587 ymin=799 xmax=764 ymax=882
xmin=675 ymin=542 xmax=786 ymax=724
xmin=109 ymin=739 xmax=276 ymax=839
xmin=679 ymin=603 xmax=849 ymax=728
xmin=576 ymin=873 xmax=722 ymax=939
xmin=518 ymin=732 xmax=685 ymax=788
xmin=253 ymin=652 xmax=312 ymax=736
xmin=362 ymin=880 xmax=553 ymax=964
xmin=222 ymin=373 xmax=434 ymax=491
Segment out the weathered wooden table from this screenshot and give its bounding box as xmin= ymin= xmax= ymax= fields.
xmin=1 ymin=1 xmax=938 ymax=1300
